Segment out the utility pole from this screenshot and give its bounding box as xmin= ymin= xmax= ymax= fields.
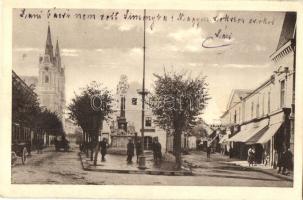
xmin=138 ymin=9 xmax=147 ymax=169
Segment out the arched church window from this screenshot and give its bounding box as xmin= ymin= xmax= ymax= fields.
xmin=45 ymin=75 xmax=49 ymax=83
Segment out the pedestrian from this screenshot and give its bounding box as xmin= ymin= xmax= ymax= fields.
xmin=281 ymin=148 xmax=293 ymax=175
xmin=37 ymin=138 xmax=43 ymax=154
xmin=127 ymin=138 xmax=134 ymax=163
xmin=247 ymin=146 xmax=254 ymax=167
xmin=277 ymin=149 xmax=284 ymax=174
xmin=252 ymin=147 xmax=256 ymax=166
xmin=136 ymin=140 xmax=143 ymax=163
xmin=154 ymin=138 xmax=162 ymax=164
xmin=263 ymin=151 xmax=270 ymax=166
xmin=152 ymin=139 xmax=157 ymax=161
xmin=100 ymin=138 xmax=108 ymax=162
xmin=229 ymin=146 xmax=233 ymax=158
xmin=285 ymin=148 xmax=293 ymax=175
xmin=206 ymin=142 xmax=211 ymax=159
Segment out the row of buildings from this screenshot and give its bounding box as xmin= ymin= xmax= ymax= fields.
xmin=220 ymin=12 xmax=296 ymax=168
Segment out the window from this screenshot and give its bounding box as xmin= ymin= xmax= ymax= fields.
xmin=251 ymin=102 xmax=254 ymax=119
xmin=234 ymin=110 xmax=237 ymax=123
xmin=280 ymin=80 xmax=285 ymax=107
xmin=256 ymin=101 xmax=260 ymax=118
xmin=268 ymin=91 xmax=271 ymax=114
xmin=45 ymin=75 xmax=49 ymax=83
xmin=145 ymin=117 xmax=152 ymax=127
xmin=262 ymin=94 xmax=265 ymax=116
xmin=132 ymin=98 xmax=137 ymax=105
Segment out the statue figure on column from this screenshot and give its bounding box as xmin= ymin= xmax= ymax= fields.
xmin=116 ymin=75 xmax=129 ymax=133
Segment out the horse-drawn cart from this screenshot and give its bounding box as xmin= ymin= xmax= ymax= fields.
xmin=11 ymin=124 xmax=31 ymax=165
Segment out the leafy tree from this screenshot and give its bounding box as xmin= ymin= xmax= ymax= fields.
xmin=149 ymin=70 xmax=210 ymax=169
xmin=68 ymin=81 xmax=114 ymax=162
xmin=12 ymin=77 xmax=41 ymax=127
xmin=35 ymin=109 xmax=64 ymax=136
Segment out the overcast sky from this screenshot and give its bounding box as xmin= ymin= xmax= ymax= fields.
xmin=12 ymin=9 xmax=286 ymax=123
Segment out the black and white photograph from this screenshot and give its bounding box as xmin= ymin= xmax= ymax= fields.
xmin=9 ymin=8 xmax=297 ymax=187
xmin=1 ymin=2 xmax=302 ymax=199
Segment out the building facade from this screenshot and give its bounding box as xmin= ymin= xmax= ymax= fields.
xmin=220 ymin=12 xmax=296 ymax=168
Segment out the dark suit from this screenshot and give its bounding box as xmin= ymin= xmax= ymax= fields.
xmin=127 ymin=142 xmax=134 ymax=163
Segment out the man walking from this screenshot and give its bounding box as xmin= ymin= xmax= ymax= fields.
xmin=127 ymin=138 xmax=134 ymax=164
xmin=279 ymin=148 xmax=293 ymax=175
xmin=248 ymin=146 xmax=254 ymax=167
xmin=206 ymin=142 xmax=211 ymax=159
xmin=283 ymin=148 xmax=293 ymax=175
xmin=100 ymin=138 xmax=108 ymax=162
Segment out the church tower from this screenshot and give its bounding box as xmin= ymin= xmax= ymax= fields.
xmin=37 ymin=24 xmax=65 ymax=120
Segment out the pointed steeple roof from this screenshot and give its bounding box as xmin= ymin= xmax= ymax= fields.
xmin=55 ymin=39 xmax=61 ymax=68
xmin=45 ymin=24 xmax=54 ymax=63
xmin=55 ymin=39 xmax=60 ymax=57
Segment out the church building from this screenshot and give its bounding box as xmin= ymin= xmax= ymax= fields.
xmin=37 ymin=25 xmax=65 ymax=119
xmin=22 ymin=25 xmax=66 ymax=120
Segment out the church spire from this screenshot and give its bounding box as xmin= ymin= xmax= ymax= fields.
xmin=45 ymin=24 xmax=54 ymax=63
xmin=55 ymin=39 xmax=61 ymax=68
xmin=55 ymin=39 xmax=60 ymax=56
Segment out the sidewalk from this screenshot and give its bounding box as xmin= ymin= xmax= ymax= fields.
xmin=226 ymin=160 xmax=293 ymax=181
xmin=79 ymin=152 xmax=192 ymax=176
xmin=182 ymin=151 xmax=293 ymax=182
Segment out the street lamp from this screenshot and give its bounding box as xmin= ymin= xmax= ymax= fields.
xmin=138 ymin=9 xmax=147 ymax=170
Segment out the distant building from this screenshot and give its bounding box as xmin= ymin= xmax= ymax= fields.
xmin=221 ymin=12 xmax=296 ymax=168
xmin=22 ymin=25 xmax=65 ymax=120
xmin=64 ymin=118 xmax=79 ymax=135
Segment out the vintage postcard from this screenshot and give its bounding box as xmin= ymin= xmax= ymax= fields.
xmin=0 ymin=0 xmax=302 ymax=200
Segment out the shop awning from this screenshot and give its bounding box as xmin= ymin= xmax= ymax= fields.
xmin=247 ymin=112 xmax=284 ymax=144
xmin=227 ymin=119 xmax=269 ymax=143
xmin=245 ymin=126 xmax=269 ymax=144
xmin=255 ymin=122 xmax=282 ymax=144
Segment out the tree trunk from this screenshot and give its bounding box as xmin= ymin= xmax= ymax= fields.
xmin=89 ymin=135 xmax=94 ymax=161
xmin=174 ymin=128 xmax=182 ymax=170
xmin=93 ymin=142 xmax=100 ymax=166
xmin=85 ymin=132 xmax=89 ymax=158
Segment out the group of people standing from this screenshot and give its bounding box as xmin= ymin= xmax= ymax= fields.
xmin=247 ymin=145 xmax=293 ymax=176
xmin=127 ymin=138 xmax=162 ymax=164
xmin=99 ymin=137 xmax=162 ymax=165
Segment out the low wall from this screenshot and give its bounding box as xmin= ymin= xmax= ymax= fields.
xmin=110 ymin=135 xmax=136 ymax=154
xmin=111 ymin=135 xmax=135 ymax=148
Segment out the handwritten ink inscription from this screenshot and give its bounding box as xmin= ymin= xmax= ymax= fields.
xmin=202 ymin=26 xmax=233 ymax=49
xmin=18 ymin=8 xmax=276 ymax=49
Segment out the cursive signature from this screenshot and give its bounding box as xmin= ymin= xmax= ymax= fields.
xmin=202 ymin=28 xmax=233 ymax=48
xmin=202 ymin=36 xmax=232 ymax=48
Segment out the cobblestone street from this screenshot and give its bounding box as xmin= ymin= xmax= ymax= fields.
xmin=11 ymin=145 xmax=292 ymax=186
